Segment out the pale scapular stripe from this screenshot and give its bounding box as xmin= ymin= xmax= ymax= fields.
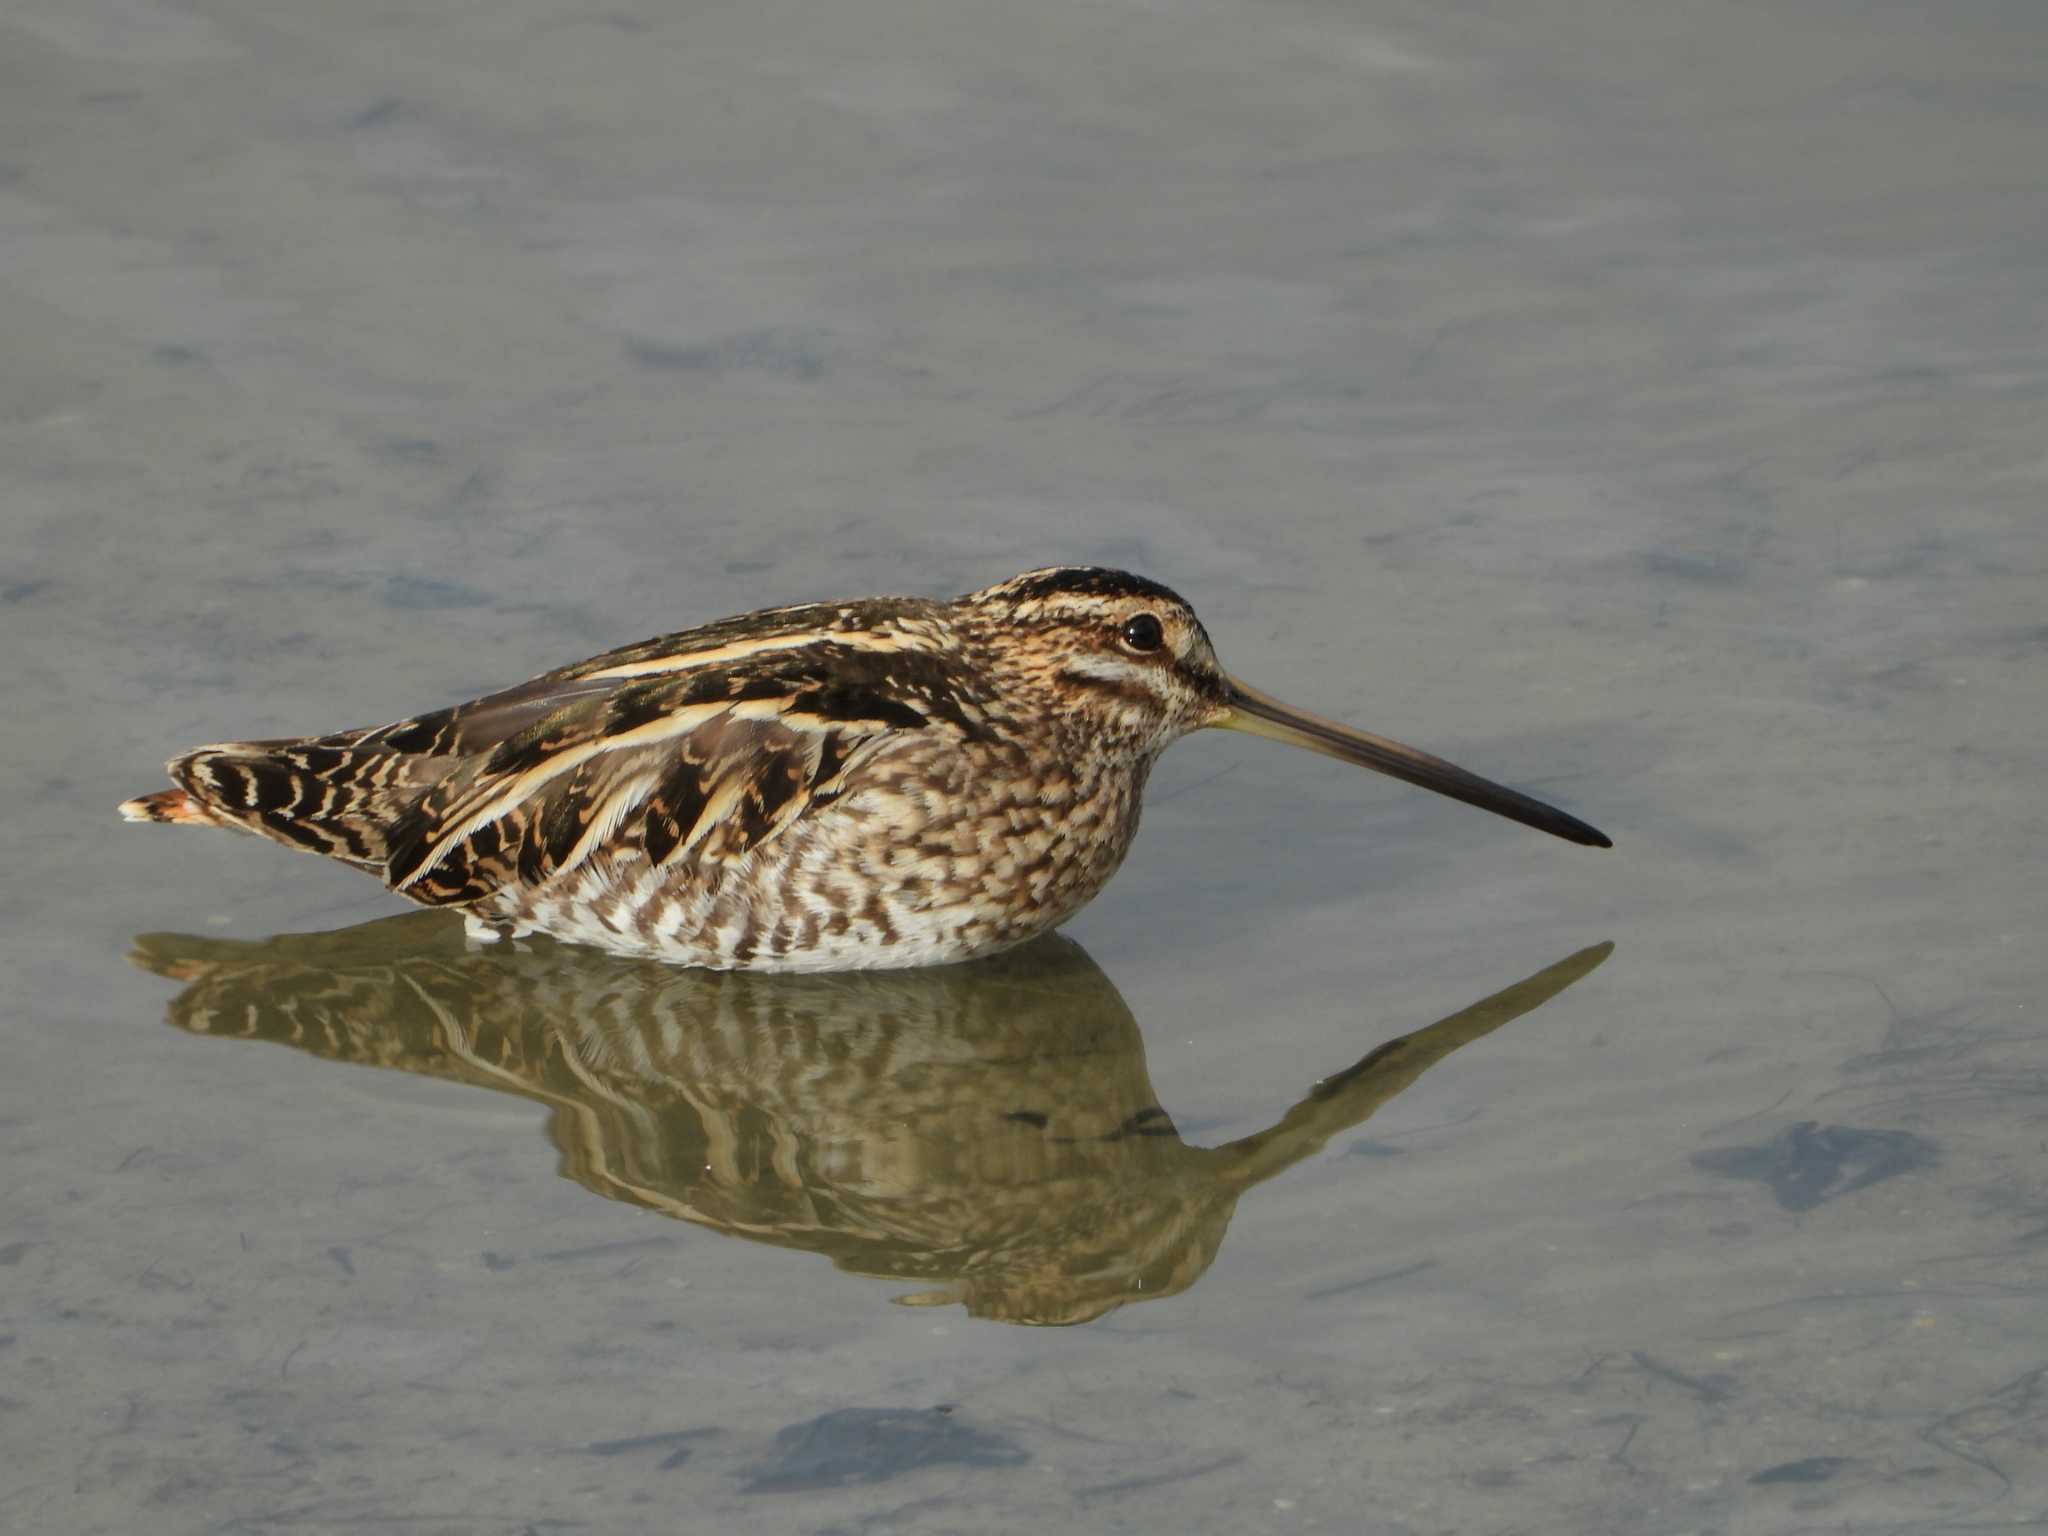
xmin=554 ymin=767 xmax=665 ymax=880
xmin=395 ymin=701 xmax=733 ymax=889
xmin=582 ymin=625 xmax=932 ymax=681
xmin=669 ymin=774 xmax=749 ymax=866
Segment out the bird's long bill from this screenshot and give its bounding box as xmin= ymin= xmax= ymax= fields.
xmin=1218 ymin=678 xmax=1612 ymax=848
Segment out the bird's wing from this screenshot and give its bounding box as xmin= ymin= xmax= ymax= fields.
xmin=132 ymin=599 xmax=965 ymax=884
xmin=343 ymin=599 xmax=930 ymax=760
xmin=381 ymin=648 xmax=967 ymax=907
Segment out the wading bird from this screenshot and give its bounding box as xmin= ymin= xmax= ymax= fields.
xmin=121 ymin=567 xmax=1607 ymax=969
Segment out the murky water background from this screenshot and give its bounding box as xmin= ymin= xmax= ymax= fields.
xmin=6 ymin=2 xmax=2045 ymax=1530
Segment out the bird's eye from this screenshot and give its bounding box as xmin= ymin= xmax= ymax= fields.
xmin=1120 ymin=613 xmax=1165 ymax=653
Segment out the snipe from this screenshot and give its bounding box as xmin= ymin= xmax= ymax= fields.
xmin=121 ymin=566 xmax=1608 ymax=970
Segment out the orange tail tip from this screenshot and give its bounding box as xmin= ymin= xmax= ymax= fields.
xmin=119 ymin=788 xmax=223 ymax=827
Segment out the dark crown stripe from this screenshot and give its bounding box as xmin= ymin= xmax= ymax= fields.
xmin=986 ymin=567 xmax=1189 ymax=608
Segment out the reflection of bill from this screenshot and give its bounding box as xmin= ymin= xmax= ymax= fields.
xmin=134 ymin=917 xmax=1611 ymax=1327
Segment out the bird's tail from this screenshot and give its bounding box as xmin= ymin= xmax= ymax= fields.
xmin=119 ymin=786 xmax=226 ymax=827
xmin=118 ymin=738 xmax=431 ymax=873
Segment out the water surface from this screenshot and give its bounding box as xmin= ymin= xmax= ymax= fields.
xmin=4 ymin=0 xmax=2045 ymax=1530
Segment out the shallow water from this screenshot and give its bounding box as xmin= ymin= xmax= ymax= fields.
xmin=5 ymin=1 xmax=2046 ymax=1531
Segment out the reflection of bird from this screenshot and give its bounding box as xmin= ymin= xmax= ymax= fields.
xmin=120 ymin=567 xmax=1607 ymax=970
xmin=133 ymin=914 xmax=1610 ymax=1325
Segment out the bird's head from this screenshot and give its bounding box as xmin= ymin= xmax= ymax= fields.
xmin=954 ymin=566 xmax=1232 ymax=754
xmin=955 ymin=566 xmax=1609 ymax=848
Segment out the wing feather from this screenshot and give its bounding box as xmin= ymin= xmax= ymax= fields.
xmin=383 ymin=658 xmax=954 ymax=906
xmin=127 ymin=597 xmax=967 ymax=903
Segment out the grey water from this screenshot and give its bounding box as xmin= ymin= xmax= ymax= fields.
xmin=5 ymin=1 xmax=2045 ymax=1531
